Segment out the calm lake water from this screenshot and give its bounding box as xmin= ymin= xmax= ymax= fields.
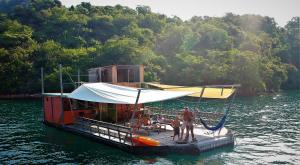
xmin=0 ymin=91 xmax=299 ymax=164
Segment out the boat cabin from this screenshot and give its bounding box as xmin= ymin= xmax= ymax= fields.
xmin=44 ymin=65 xmax=146 ymax=126
xmin=43 ymin=93 xmax=143 ymax=125
xmin=88 ymin=65 xmax=144 ymax=88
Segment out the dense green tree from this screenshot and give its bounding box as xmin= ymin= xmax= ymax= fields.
xmin=0 ymin=19 xmax=37 ymax=94
xmin=0 ymin=0 xmax=298 ymax=95
xmin=282 ymin=17 xmax=300 ymax=89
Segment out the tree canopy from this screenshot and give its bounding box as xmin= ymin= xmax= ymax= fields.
xmin=0 ymin=0 xmax=299 ymax=95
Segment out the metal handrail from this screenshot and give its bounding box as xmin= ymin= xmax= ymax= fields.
xmin=75 ymin=117 xmax=134 ymax=146
xmin=146 ymin=107 xmax=224 ymax=125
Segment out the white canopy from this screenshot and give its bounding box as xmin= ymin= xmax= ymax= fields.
xmin=68 ymin=83 xmax=194 ymax=104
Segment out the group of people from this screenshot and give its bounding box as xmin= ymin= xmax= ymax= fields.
xmin=133 ymin=107 xmax=197 ymax=142
xmin=171 ymin=107 xmax=196 ymax=142
xmin=132 ymin=113 xmax=162 ymax=132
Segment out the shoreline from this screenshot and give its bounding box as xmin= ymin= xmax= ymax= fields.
xmin=0 ymin=94 xmax=41 ymax=99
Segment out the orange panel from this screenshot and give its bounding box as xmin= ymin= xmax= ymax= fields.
xmin=63 ymin=111 xmax=74 ymax=124
xmin=52 ymin=97 xmax=62 ymax=124
xmin=116 ymin=104 xmax=124 ymax=121
xmin=43 ymin=96 xmax=53 ymax=122
xmin=63 ymin=110 xmax=94 ymax=125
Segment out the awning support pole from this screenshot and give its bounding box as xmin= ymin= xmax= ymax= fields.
xmin=221 ymin=87 xmax=224 ymax=96
xmin=198 ymin=87 xmax=206 ymax=103
xmin=130 ymin=89 xmax=142 ymax=125
xmin=218 ymin=86 xmax=238 ymax=135
xmin=99 ymin=68 xmax=102 ymax=82
xmin=41 ymin=67 xmax=45 ymax=121
xmin=116 ymin=106 xmax=118 ymax=123
xmin=77 ymin=69 xmax=80 ymax=87
xmin=226 ymin=86 xmax=238 ymax=113
xmin=195 ymin=87 xmax=205 ymax=125
xmin=127 ymin=69 xmax=130 ymax=84
xmin=41 ymin=67 xmax=44 ymax=94
xmin=69 ymin=99 xmax=75 ymax=123
xmin=59 ymin=64 xmax=65 ymax=125
xmin=100 ymin=104 xmax=102 ymax=121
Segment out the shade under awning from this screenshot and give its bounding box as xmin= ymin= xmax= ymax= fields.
xmin=146 ymin=83 xmax=235 ymax=99
xmin=68 ymin=83 xmax=194 ymax=104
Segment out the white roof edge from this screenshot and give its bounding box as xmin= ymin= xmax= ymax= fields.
xmin=68 ymin=82 xmax=195 ymax=104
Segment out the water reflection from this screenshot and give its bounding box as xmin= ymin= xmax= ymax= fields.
xmin=0 ymin=91 xmax=300 ymax=164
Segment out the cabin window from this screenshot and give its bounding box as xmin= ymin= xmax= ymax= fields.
xmin=88 ymin=68 xmax=112 ymax=83
xmin=117 ymin=68 xmax=140 ymax=82
xmin=87 ymin=102 xmax=96 ymax=110
xmin=68 ymin=100 xmax=95 ymax=111
xmin=104 ymin=103 xmax=116 ymax=123
xmin=63 ymin=98 xmax=71 ymax=111
xmin=100 ymin=69 xmax=112 ymax=82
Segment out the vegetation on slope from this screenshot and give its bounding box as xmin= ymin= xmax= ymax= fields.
xmin=0 ymin=0 xmax=299 ymax=95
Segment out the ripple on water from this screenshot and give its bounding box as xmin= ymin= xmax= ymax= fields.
xmin=1 ymin=92 xmax=300 ymax=164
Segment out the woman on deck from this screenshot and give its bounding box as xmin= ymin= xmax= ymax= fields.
xmin=171 ymin=116 xmax=180 ymax=140
xmin=180 ymin=108 xmax=187 ymax=140
xmin=183 ymin=107 xmax=196 ymax=142
xmin=142 ymin=114 xmax=151 ymax=126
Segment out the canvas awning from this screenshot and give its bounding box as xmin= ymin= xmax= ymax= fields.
xmin=68 ymin=83 xmax=194 ymax=104
xmin=146 ymin=83 xmax=235 ymax=99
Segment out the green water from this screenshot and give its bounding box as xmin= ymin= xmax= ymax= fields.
xmin=0 ymin=91 xmax=299 ymax=164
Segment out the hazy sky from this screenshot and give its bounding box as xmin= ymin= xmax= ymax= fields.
xmin=60 ymin=0 xmax=300 ymax=27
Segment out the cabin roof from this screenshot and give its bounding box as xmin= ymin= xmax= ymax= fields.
xmin=88 ymin=65 xmax=141 ymax=71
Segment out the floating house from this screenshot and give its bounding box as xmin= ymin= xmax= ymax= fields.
xmin=42 ymin=65 xmax=239 ymax=155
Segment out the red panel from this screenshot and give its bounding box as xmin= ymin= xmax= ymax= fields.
xmin=43 ymin=96 xmax=145 ymax=125
xmin=64 ymin=110 xmax=94 ymax=124
xmin=43 ymin=96 xmax=52 ymax=122
xmin=63 ymin=111 xmax=74 ymax=124
xmin=52 ymin=97 xmax=62 ymax=124
xmin=116 ymin=104 xmax=122 ymax=121
xmin=114 ymin=104 xmax=144 ymax=122
xmin=43 ymin=96 xmax=97 ymax=125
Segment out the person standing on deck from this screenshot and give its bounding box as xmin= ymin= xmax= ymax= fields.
xmin=183 ymin=107 xmax=196 ymax=142
xmin=171 ymin=116 xmax=181 ymax=140
xmin=180 ymin=108 xmax=188 ymax=140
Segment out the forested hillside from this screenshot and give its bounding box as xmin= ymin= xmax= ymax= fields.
xmin=0 ymin=0 xmax=299 ymax=95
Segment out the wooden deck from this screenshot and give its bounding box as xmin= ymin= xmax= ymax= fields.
xmin=61 ymin=117 xmax=234 ymax=155
xmin=138 ymin=124 xmax=230 ymax=146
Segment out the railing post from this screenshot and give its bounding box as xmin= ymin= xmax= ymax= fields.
xmin=130 ymin=89 xmax=142 ymax=125
xmin=85 ymin=119 xmax=88 ymax=131
xmin=130 ymin=129 xmax=133 ymax=146
xmin=74 ymin=117 xmax=133 ymax=146
xmin=118 ymin=130 xmax=121 ymax=143
xmin=89 ymin=120 xmax=92 ymax=133
xmin=97 ymin=123 xmax=101 ymax=137
xmin=85 ymin=119 xmax=87 ymax=132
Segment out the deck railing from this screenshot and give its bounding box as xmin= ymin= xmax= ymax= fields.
xmin=145 ymin=106 xmax=224 ymax=125
xmin=74 ymin=117 xmax=134 ymax=146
